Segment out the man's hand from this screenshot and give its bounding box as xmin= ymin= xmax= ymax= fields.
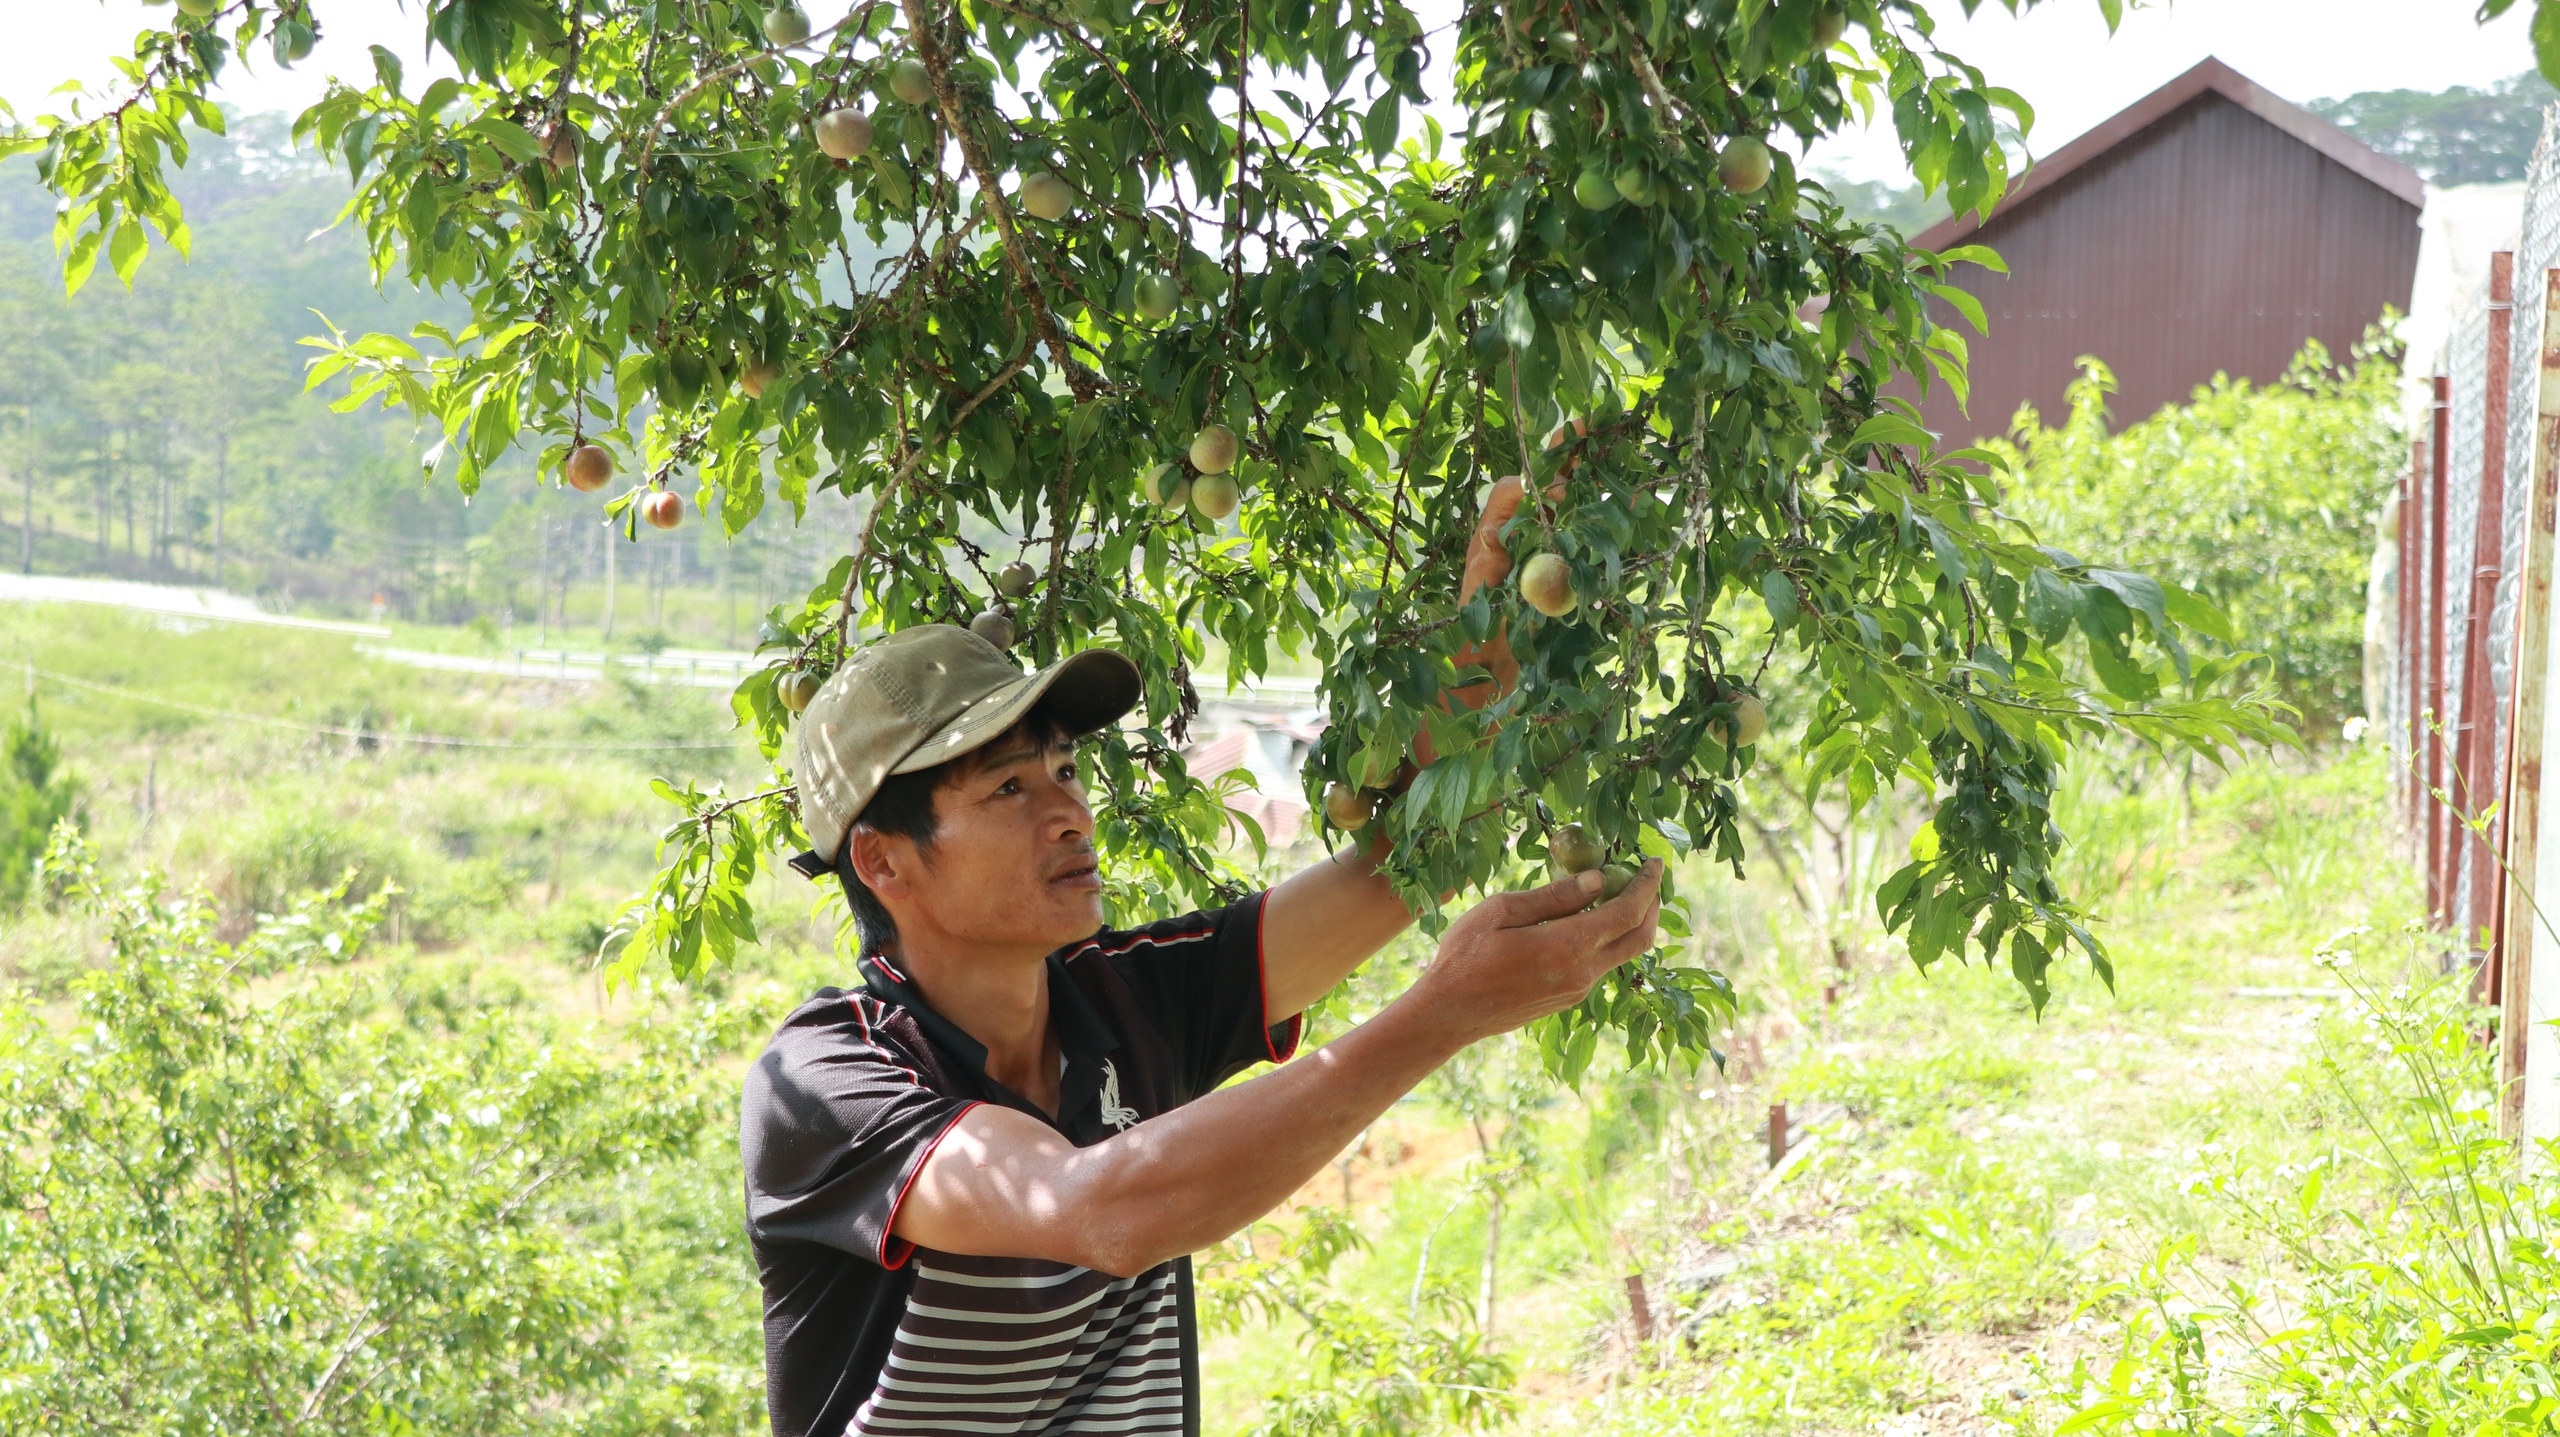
xmin=1409 ymin=858 xmax=1665 ymax=1045
xmin=1449 ymin=473 xmax=1561 ymax=708
xmin=891 ymin=861 xmax=1666 ymax=1277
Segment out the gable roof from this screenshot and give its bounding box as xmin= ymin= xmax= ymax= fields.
xmin=1909 ymin=56 xmax=2427 ymax=253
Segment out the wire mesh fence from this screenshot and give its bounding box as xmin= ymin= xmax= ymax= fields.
xmin=2395 ymin=107 xmax=2560 ymax=959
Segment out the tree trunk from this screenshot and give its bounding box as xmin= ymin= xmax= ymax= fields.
xmin=603 ymin=527 xmax=618 ymax=640
xmin=1479 ymin=1194 xmax=1501 ymax=1342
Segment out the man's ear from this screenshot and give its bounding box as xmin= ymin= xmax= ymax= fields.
xmin=847 ymin=825 xmax=921 ymax=901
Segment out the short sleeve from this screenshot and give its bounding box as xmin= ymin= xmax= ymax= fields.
xmin=1092 ymin=891 xmax=1299 ymax=1100
xmin=740 ymin=994 xmax=980 ymax=1270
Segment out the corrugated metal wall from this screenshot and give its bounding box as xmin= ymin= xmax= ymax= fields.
xmin=1918 ymin=89 xmax=2422 ymax=439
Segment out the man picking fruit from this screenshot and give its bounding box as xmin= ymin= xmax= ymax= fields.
xmin=742 ymin=479 xmax=1663 ymax=1437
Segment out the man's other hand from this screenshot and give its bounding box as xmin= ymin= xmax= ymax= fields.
xmin=1412 ymin=858 xmax=1665 ymax=1045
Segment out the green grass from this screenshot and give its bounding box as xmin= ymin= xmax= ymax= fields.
xmin=0 ymin=602 xmax=795 ymax=1000
xmin=1198 ymin=744 xmax=2431 ymax=1435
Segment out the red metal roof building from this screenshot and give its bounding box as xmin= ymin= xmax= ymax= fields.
xmin=1906 ymin=58 xmax=2427 ymax=441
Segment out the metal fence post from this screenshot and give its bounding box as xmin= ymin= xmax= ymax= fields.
xmin=2431 ymin=375 xmax=2453 ymax=926
xmin=2396 ymin=435 xmax=2416 ymax=840
xmin=2467 ymin=252 xmax=2519 ymax=993
xmin=2499 ymin=266 xmax=2560 ymax=1141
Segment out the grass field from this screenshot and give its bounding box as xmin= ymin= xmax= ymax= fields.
xmin=0 ymin=599 xmax=2453 ymax=1434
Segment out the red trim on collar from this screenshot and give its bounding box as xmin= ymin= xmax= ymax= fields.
xmin=846 ymin=995 xmax=926 ymax=1089
xmin=1064 ymin=921 xmax=1219 ymax=964
xmin=867 ymin=953 xmax=911 ymax=986
xmin=880 ymin=1100 xmax=983 ymax=1270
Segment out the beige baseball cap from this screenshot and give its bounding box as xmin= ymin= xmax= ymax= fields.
xmin=789 ymin=624 xmax=1142 ymax=869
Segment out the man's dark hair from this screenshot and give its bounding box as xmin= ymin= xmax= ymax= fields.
xmin=836 ymin=712 xmax=1070 ymax=957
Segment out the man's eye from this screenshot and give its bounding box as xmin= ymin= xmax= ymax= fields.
xmin=996 ymin=778 xmax=1019 ymax=795
xmin=1058 ymin=763 xmax=1078 ymax=782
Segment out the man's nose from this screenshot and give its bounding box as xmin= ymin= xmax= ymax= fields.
xmin=1040 ymin=773 xmax=1092 ymax=840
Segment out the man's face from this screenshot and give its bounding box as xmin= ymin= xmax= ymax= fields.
xmin=867 ymin=728 xmax=1105 ymax=957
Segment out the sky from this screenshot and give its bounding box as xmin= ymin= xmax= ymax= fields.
xmin=1 ymin=0 xmax=2541 ymax=185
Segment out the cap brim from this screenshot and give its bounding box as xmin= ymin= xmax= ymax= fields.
xmin=887 ymin=647 xmax=1143 ymax=776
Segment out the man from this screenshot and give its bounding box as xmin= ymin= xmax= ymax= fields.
xmin=742 ymin=481 xmax=1663 ymax=1437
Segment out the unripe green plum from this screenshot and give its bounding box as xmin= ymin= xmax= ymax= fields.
xmin=1141 ymin=464 xmax=1190 ymax=509
xmin=1189 ymin=423 xmax=1240 ymax=474
xmin=1549 ymin=822 xmax=1603 ymax=875
xmin=816 ymin=108 xmax=875 ymax=160
xmin=1134 ymin=273 xmax=1180 ymax=321
xmin=762 ymin=3 xmax=811 ymax=45
xmin=970 ymin=608 xmax=1016 ymax=649
xmin=777 ymin=671 xmax=821 ymax=713
xmin=1573 ymin=166 xmax=1620 ymax=211
xmin=1020 ymin=172 xmax=1075 ymax=221
xmin=1709 ymin=690 xmax=1769 ymax=748
xmin=1518 ymin=552 xmax=1576 ymax=617
xmin=890 ymin=58 xmax=933 ymax=106
xmin=1323 ymin=782 xmax=1372 ymax=830
xmin=1718 ymin=137 xmax=1773 ymax=195
xmin=994 ymin=560 xmax=1037 ymax=598
xmin=1191 ymin=472 xmax=1241 ymax=522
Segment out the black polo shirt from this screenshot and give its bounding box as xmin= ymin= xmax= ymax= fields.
xmin=740 ymin=894 xmax=1299 ymax=1437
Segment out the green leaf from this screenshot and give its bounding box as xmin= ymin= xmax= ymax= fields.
xmin=2539 ymin=0 xmax=2560 ymax=90
xmin=1924 ymin=281 xmax=1987 ymax=336
xmin=466 ymin=115 xmax=544 ymax=165
xmin=2160 ymin=583 xmax=2237 ymax=645
xmin=1848 ymin=412 xmax=1931 ymax=451
xmin=106 ymin=219 xmax=148 ymax=288
xmin=1933 ymin=243 xmax=2009 ymax=275
xmin=1761 ymin=569 xmax=1800 ymax=629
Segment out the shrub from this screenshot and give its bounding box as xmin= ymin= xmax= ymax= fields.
xmin=0 ymin=830 xmax=766 ymax=1437
xmin=1995 ymin=335 xmax=2403 ymax=736
xmin=0 ymin=703 xmax=75 ymax=909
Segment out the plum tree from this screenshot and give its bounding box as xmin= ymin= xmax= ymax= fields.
xmin=14 ymin=0 xmax=2280 ymax=1058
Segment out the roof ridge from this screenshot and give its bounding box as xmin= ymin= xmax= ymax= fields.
xmin=1908 ymin=56 xmax=2426 ymax=254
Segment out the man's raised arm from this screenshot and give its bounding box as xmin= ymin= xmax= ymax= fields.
xmin=1254 ymin=474 xmax=1547 ymax=1020
xmin=892 ymin=861 xmax=1660 ymax=1276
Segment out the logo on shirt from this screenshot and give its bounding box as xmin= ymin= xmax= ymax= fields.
xmin=1098 ymin=1059 xmax=1139 ymax=1131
